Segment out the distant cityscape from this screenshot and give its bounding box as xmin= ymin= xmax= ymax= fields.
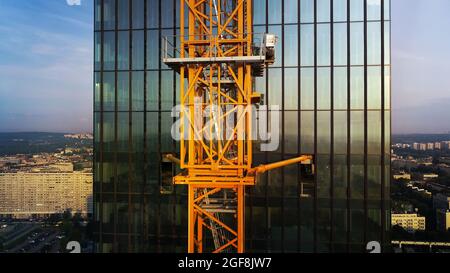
xmin=0 ymin=133 xmax=93 ymax=253
xmin=391 ymin=135 xmax=450 ymax=252
xmin=2 ymin=133 xmax=450 ymax=253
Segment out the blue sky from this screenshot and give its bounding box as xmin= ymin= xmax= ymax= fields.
xmin=0 ymin=0 xmax=93 ymax=133
xmin=0 ymin=0 xmax=449 ymax=134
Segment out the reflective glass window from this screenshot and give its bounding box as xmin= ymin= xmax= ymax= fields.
xmin=300 ymin=111 xmax=315 ymax=154
xmin=367 ymin=22 xmax=381 ymax=65
xmin=317 ymin=24 xmax=331 ymax=66
xmin=367 ymin=0 xmax=381 ymax=21
xmin=103 ymin=31 xmax=115 ymax=70
xmin=285 ymin=68 xmax=299 ymax=110
xmin=317 ymin=68 xmax=331 ymax=110
xmin=118 ymin=31 xmax=130 ymax=70
xmin=103 ymin=0 xmax=116 ymax=30
xmin=118 ymin=72 xmax=129 ymax=111
xmin=284 ymin=0 xmax=298 ymax=24
xmin=333 ymin=23 xmax=347 ymax=66
xmin=350 ymin=22 xmax=364 ymax=65
xmin=132 ymin=30 xmax=145 ymax=70
xmin=317 ymin=0 xmax=330 ymax=23
xmin=268 ymin=0 xmax=282 ymax=24
xmin=103 ymin=72 xmax=115 ymax=112
xmin=334 ymin=67 xmax=347 ymax=110
xmin=300 ymin=0 xmax=314 ymax=23
xmin=300 ymin=68 xmax=314 ymax=110
xmin=147 ymin=0 xmax=159 ymax=28
xmin=300 ymin=24 xmax=314 ymax=66
xmin=118 ymin=0 xmax=129 ymax=30
xmin=368 ymin=66 xmax=381 ymax=110
xmin=132 ymin=71 xmax=145 ymax=111
xmin=132 ymin=0 xmax=145 ymax=29
xmin=333 ymin=0 xmax=347 ymax=22
xmin=350 ymin=67 xmax=364 ymax=109
xmin=284 ymin=25 xmax=298 ymax=67
xmin=350 ymin=0 xmax=364 ymax=21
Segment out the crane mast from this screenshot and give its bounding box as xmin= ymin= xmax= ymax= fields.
xmin=163 ymin=0 xmax=313 ymax=253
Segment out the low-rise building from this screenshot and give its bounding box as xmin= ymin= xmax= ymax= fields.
xmin=436 ymin=210 xmax=450 ymax=232
xmin=392 ymin=213 xmax=426 ymax=233
xmin=393 ymin=172 xmax=412 ymax=181
xmin=423 ymin=173 xmax=439 ymax=181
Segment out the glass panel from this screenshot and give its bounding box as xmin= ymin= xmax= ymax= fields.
xmin=317 ymin=24 xmax=331 ymax=66
xmin=147 ymin=30 xmax=159 ymax=69
xmin=350 ymin=155 xmax=364 ymax=199
xmin=147 ymin=0 xmax=159 ymax=28
xmin=367 ymin=22 xmax=381 ymax=65
xmin=350 ymin=67 xmax=364 ymax=110
xmin=285 ymin=112 xmax=299 ymax=153
xmin=333 ymin=155 xmax=347 ymax=199
xmin=317 ymin=68 xmax=331 ymax=110
xmin=333 ymin=23 xmax=347 ymax=66
xmin=384 ymin=22 xmax=391 ymax=65
xmin=268 ymin=0 xmax=282 ymax=24
xmin=368 ymin=111 xmax=381 ymax=155
xmin=103 ymin=31 xmax=115 ymax=70
xmin=284 ymin=25 xmax=298 ymax=67
xmin=103 ymin=72 xmax=115 ymax=112
xmin=317 ymin=0 xmax=331 ymax=23
xmin=94 ymin=0 xmax=101 ymax=30
xmin=300 ymin=111 xmax=314 ymax=154
xmin=334 ymin=67 xmax=347 ymax=110
xmin=253 ymin=0 xmax=266 ymax=25
xmin=300 ymin=24 xmax=314 ymax=67
xmin=333 ymin=0 xmax=347 ymax=22
xmin=350 ymin=111 xmax=364 ymax=154
xmin=118 ymin=0 xmax=129 ymax=30
xmin=284 ymin=0 xmax=298 ymax=24
xmin=132 ymin=30 xmax=145 ymax=70
xmin=95 ymin=32 xmax=101 ymax=71
xmin=132 ymin=0 xmax=145 ymax=29
xmin=103 ymin=0 xmax=116 ymax=30
xmin=384 ymin=66 xmax=390 ymax=109
xmin=300 ymin=0 xmax=314 ymax=23
xmin=103 ymin=112 xmax=115 ymax=177
xmin=317 ymin=112 xmax=331 ymax=154
xmin=118 ymin=31 xmax=129 ymax=70
xmin=300 ymin=68 xmax=314 ymax=110
xmin=334 ymin=111 xmax=348 ymax=154
xmin=368 ymin=66 xmax=381 ymax=110
xmin=161 ymin=71 xmax=174 ymax=111
xmin=350 ymin=22 xmax=364 ymax=65
xmin=118 ymin=72 xmax=129 ymax=112
xmin=268 ymin=68 xmax=282 ymax=108
xmin=317 ymin=155 xmax=331 ymax=198
xmin=384 ymin=0 xmax=391 ymax=20
xmin=350 ymin=0 xmax=364 ymax=21
xmin=367 ymin=0 xmax=381 ymax=21
xmin=368 ymin=156 xmax=381 ymax=200
xmin=132 ymin=71 xmax=145 ymax=111
xmin=285 ymin=68 xmax=299 ymax=110
xmin=161 ymin=0 xmax=174 ymax=28
xmin=94 ymin=72 xmax=101 ymax=111
xmin=147 ymin=71 xmax=159 ymax=111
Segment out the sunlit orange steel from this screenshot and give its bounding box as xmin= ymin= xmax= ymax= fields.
xmin=165 ymin=0 xmax=312 ymax=253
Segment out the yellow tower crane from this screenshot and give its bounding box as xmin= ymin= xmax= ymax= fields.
xmin=163 ymin=0 xmax=313 ymax=253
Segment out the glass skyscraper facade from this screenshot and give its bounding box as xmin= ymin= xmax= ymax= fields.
xmin=94 ymin=0 xmax=391 ymax=253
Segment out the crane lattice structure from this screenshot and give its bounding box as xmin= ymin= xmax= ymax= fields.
xmin=163 ymin=0 xmax=313 ymax=253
